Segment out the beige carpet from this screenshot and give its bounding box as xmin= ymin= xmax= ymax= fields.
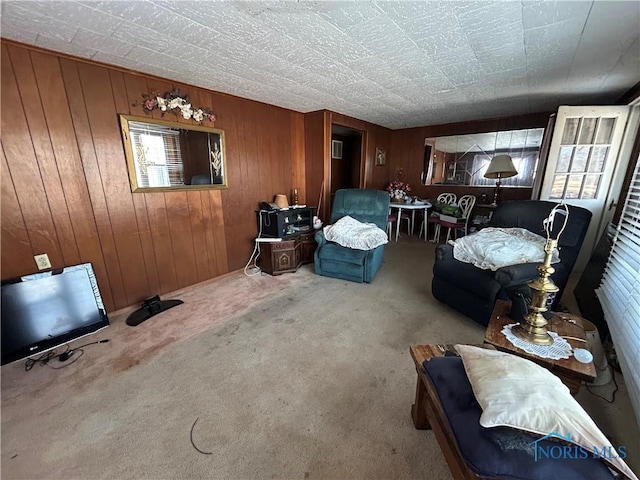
xmin=1 ymin=237 xmax=638 ymax=479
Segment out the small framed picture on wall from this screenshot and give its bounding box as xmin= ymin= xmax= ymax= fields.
xmin=332 ymin=140 xmax=343 ymax=159
xmin=375 ymin=148 xmax=386 ymax=166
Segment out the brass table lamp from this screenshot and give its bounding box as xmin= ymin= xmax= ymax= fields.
xmin=512 ymin=203 xmax=569 ymax=345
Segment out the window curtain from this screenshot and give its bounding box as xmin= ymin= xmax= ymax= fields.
xmin=596 ymin=152 xmax=640 ymax=428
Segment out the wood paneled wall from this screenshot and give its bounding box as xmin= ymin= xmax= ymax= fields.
xmin=0 ymin=40 xmax=556 ymax=313
xmin=390 ymin=113 xmax=552 ymax=201
xmin=304 ymin=111 xmax=393 ymax=222
xmin=1 ymin=41 xmax=306 ymax=312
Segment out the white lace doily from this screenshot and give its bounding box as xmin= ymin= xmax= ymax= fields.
xmin=502 ymin=323 xmax=573 ymax=360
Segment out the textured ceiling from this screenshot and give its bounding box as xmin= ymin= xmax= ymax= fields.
xmin=1 ymin=1 xmax=639 ymax=129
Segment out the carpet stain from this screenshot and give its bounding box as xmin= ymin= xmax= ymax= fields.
xmin=369 ymin=376 xmax=387 ymax=388
xmin=214 ymin=322 xmax=240 ymax=337
xmin=112 ymin=336 xmax=176 ymax=372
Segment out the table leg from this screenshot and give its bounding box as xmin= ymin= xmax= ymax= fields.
xmin=411 ymin=211 xmax=416 ymax=236
xmin=395 ymin=209 xmax=401 ymax=241
xmin=412 ymin=371 xmax=431 ymax=429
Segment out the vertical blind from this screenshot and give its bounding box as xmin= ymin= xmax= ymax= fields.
xmin=596 ymin=152 xmax=640 ymax=428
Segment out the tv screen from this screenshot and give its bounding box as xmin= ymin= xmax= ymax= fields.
xmin=1 ymin=263 xmax=109 ymax=366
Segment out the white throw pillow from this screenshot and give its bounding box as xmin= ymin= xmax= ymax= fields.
xmin=455 ymin=345 xmax=637 ymax=480
xmin=323 ymin=215 xmax=388 ymax=250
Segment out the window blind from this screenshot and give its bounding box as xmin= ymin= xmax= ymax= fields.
xmin=596 ymin=152 xmax=640 ymax=428
xmin=129 ymin=122 xmax=184 ymax=187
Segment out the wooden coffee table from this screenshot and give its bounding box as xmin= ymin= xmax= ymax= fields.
xmin=484 ymin=299 xmax=596 ymax=394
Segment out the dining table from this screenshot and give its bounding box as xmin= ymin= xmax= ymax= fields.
xmin=388 ymin=201 xmax=432 ymax=241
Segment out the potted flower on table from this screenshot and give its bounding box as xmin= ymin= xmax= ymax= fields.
xmin=386 ymin=168 xmax=412 ymax=202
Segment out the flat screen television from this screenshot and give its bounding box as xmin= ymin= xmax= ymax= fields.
xmin=1 ymin=262 xmax=109 ymax=366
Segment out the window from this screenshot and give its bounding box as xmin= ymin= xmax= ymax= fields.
xmin=596 ymin=152 xmax=640 ymax=427
xmin=548 ymin=116 xmax=617 ymax=200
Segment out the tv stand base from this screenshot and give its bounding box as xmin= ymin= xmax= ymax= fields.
xmin=126 ymin=295 xmax=183 ymax=327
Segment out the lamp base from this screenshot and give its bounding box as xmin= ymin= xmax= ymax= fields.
xmin=511 ymin=322 xmax=554 ymax=345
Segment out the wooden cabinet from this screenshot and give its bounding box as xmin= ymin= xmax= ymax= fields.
xmin=258 ymin=232 xmax=316 ymax=275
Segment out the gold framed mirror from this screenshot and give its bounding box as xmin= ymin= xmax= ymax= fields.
xmin=119 ymin=114 xmax=227 ymax=192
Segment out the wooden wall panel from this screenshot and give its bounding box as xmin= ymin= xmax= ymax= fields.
xmin=121 ymin=73 xmax=161 ymax=296
xmin=1 ymin=41 xmax=305 ymax=312
xmin=304 ymin=111 xmax=327 ymax=220
xmin=306 ymin=111 xmax=393 ymax=220
xmin=365 ymin=124 xmax=393 ymax=190
xmin=76 ymin=63 xmax=150 ymax=309
xmin=291 ymin=113 xmax=306 ymax=204
xmin=58 ymin=58 xmax=122 ymax=311
xmin=1 ymin=45 xmax=65 ymax=269
xmin=0 ymin=150 xmax=33 ymax=279
xmin=9 ymin=48 xmax=81 ymax=267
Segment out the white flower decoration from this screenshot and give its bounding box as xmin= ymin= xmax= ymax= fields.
xmin=193 ymin=109 xmax=204 ymax=122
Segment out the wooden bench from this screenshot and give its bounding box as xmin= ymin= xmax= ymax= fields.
xmin=410 ymin=344 xmax=619 ymax=480
xmin=410 ymin=344 xmax=491 ymax=479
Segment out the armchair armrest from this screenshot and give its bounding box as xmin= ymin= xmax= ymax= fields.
xmin=314 ymin=229 xmax=327 ymax=247
xmin=493 ymin=263 xmax=540 ymax=288
xmin=435 ymin=244 xmax=455 ymax=262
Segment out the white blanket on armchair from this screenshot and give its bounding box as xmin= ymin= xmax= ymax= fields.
xmin=323 ymin=215 xmax=388 ymax=250
xmin=449 ymin=227 xmax=559 ymax=271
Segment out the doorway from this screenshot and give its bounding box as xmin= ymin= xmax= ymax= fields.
xmin=330 ymin=125 xmax=363 ymax=205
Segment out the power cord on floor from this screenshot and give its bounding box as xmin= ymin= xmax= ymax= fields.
xmin=244 ymin=209 xmax=270 ymax=276
xmin=585 ymin=361 xmax=619 ymax=404
xmin=24 ymin=339 xmax=110 ymax=371
xmin=244 ymin=241 xmax=262 ymax=276
xmin=189 ymin=417 xmax=212 ymax=455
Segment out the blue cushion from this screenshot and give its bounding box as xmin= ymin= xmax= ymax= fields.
xmin=422 ymin=357 xmax=615 ymax=480
xmin=317 ymin=243 xmax=368 ymax=265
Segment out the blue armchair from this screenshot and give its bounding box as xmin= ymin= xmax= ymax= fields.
xmin=314 ymin=189 xmax=390 ymax=283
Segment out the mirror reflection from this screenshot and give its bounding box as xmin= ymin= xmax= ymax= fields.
xmin=422 ymin=128 xmax=544 ymax=187
xmin=119 ymin=115 xmax=227 ymax=192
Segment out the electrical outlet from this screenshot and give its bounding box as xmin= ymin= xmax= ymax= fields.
xmin=34 ymin=254 xmax=51 ymax=270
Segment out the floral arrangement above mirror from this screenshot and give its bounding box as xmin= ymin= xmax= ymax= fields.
xmin=134 ymin=88 xmax=217 ymax=124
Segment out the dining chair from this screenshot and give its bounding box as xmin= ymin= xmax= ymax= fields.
xmin=433 ymin=194 xmax=476 ymax=243
xmin=387 ymin=209 xmax=410 ymax=241
xmin=419 ymin=193 xmax=457 ymax=242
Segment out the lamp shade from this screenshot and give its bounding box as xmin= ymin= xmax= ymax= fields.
xmin=484 ymin=155 xmax=518 ymax=179
xmin=274 ymin=194 xmax=289 ymax=209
